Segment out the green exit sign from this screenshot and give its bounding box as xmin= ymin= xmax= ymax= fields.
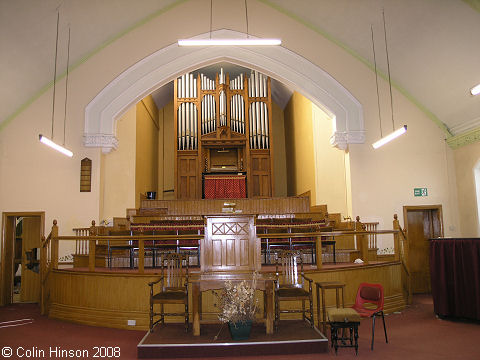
xmin=414 ymin=188 xmax=428 ymax=197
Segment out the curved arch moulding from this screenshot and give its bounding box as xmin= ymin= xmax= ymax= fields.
xmin=84 ymin=30 xmax=364 ymax=153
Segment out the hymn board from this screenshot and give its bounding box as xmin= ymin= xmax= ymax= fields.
xmin=174 ymin=69 xmax=274 ymax=199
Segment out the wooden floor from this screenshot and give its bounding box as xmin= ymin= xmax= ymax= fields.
xmin=137 ymin=320 xmax=328 ymax=358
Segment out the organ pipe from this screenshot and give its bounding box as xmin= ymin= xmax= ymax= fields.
xmin=176 ymin=69 xmax=270 ymax=150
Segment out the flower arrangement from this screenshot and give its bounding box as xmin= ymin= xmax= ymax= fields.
xmin=378 ymin=247 xmax=394 ymax=255
xmin=216 ymin=275 xmax=258 ymax=325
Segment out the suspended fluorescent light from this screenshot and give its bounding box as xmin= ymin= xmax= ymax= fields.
xmin=40 ymin=13 xmax=73 ymax=158
xmin=179 ymin=1 xmax=280 ymax=47
xmin=39 ymin=134 xmax=73 ymax=157
xmin=471 ymin=84 xmax=480 ymax=96
xmin=178 ymin=38 xmax=281 ymax=46
xmin=372 ymin=125 xmax=407 ymax=149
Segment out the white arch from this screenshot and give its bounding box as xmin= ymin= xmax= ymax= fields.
xmin=84 ymin=30 xmax=364 ymax=153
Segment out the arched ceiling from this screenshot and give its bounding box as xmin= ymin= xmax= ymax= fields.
xmin=1 ymin=0 xmax=479 ymax=147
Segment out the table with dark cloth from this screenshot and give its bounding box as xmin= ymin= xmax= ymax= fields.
xmin=429 ymin=238 xmax=480 ymax=320
xmin=203 ymin=175 xmax=246 ymax=199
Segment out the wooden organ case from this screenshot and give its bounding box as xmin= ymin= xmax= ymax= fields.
xmin=174 ymin=69 xmax=274 ymax=199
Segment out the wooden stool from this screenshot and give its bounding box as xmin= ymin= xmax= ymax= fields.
xmin=327 ymin=308 xmax=361 ymax=355
xmin=315 ymin=281 xmax=345 ymax=334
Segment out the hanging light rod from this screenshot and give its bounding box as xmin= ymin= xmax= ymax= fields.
xmin=179 ymin=0 xmax=280 ymax=46
xmin=39 ymin=134 xmax=73 ymax=157
xmin=178 ymin=38 xmax=281 ymax=46
xmin=372 ymin=9 xmax=407 ymax=150
xmin=39 ymin=12 xmax=73 ymax=158
xmin=372 ymin=125 xmax=407 ymax=149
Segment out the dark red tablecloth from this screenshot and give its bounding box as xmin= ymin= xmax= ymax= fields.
xmin=429 ymin=238 xmax=480 ymax=320
xmin=204 ymin=175 xmax=246 ymax=199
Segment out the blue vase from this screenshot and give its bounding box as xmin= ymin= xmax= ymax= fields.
xmin=228 ymin=321 xmax=252 ymax=340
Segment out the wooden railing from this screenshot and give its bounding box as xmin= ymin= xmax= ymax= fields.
xmin=43 ymin=216 xmax=405 ymax=292
xmin=363 ymin=221 xmax=379 ymax=249
xmin=257 ymin=228 xmax=399 ymax=269
xmin=393 ymin=214 xmax=412 ymax=304
xmin=40 ymin=220 xmax=57 ymax=316
xmin=73 ymin=226 xmax=90 ymax=255
xmin=44 ymin=219 xmax=203 ymax=273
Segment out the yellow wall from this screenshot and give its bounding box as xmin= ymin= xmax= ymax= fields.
xmin=101 ymin=107 xmax=136 ymax=222
xmin=454 ymin=141 xmax=480 ymax=236
xmin=311 ymin=103 xmax=351 ymax=216
xmin=284 ymin=92 xmax=316 ymax=204
xmin=272 ymin=101 xmax=287 ymax=197
xmin=135 ymin=96 xmax=159 ymax=208
xmin=159 ymin=100 xmax=175 ymax=200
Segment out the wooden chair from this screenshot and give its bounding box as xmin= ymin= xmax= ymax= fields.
xmin=148 ymin=253 xmax=189 ymax=332
xmin=274 ymin=250 xmax=314 ymax=329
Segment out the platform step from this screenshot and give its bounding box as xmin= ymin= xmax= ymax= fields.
xmin=137 ymin=321 xmax=328 ymax=358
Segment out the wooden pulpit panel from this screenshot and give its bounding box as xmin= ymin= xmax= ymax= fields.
xmin=202 ymin=216 xmax=258 ymax=272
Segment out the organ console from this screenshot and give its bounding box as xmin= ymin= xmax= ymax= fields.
xmin=174 ymin=68 xmax=274 ymax=199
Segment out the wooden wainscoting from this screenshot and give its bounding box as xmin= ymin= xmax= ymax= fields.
xmin=138 ymin=196 xmax=310 ymax=216
xmin=47 ymin=262 xmax=405 ymax=330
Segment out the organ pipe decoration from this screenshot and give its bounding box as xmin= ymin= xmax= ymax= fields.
xmin=174 ymin=67 xmax=274 ymax=199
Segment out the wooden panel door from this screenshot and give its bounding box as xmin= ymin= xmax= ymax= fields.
xmin=202 ymin=216 xmax=257 ymax=272
xmin=405 ymin=206 xmax=443 ymax=294
xmin=21 ymin=217 xmax=41 ymax=302
xmin=177 ymin=153 xmax=198 ymax=199
xmin=250 ymin=152 xmax=271 ymax=197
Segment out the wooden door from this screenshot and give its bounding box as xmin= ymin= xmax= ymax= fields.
xmin=202 ymin=216 xmax=258 ymax=272
xmin=1 ymin=215 xmax=15 ymax=305
xmin=250 ymin=151 xmax=272 ymax=197
xmin=404 ymin=206 xmax=443 ymax=294
xmin=20 ymin=217 xmax=42 ymax=302
xmin=1 ymin=212 xmax=44 ymax=306
xmin=177 ymin=153 xmax=198 ymax=199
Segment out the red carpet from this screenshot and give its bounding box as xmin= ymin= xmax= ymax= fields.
xmin=1 ymin=295 xmax=480 ymax=359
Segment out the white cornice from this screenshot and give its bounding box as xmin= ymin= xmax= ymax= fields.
xmin=83 ymin=134 xmax=118 ymax=153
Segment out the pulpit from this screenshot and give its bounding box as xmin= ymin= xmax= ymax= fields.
xmin=192 ymin=216 xmax=268 ymax=336
xmin=201 ymin=215 xmax=259 ymax=272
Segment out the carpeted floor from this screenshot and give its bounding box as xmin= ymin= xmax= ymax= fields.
xmin=1 ymin=295 xmax=479 ymax=359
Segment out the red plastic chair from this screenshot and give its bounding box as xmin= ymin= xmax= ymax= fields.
xmin=352 ymin=283 xmax=388 ymax=350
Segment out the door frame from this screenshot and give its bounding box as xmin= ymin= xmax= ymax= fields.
xmin=403 ymin=205 xmax=443 ymax=293
xmin=1 ymin=212 xmax=45 ymax=306
xmin=403 ymin=205 xmax=444 ymax=239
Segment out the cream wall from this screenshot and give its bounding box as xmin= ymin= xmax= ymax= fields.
xmin=454 ymin=141 xmax=480 ymax=236
xmin=0 ymin=71 xmax=101 ymax=236
xmin=0 ymin=0 xmax=462 ymax=250
xmin=100 ymin=107 xmax=136 ymax=222
xmin=135 ymin=96 xmax=159 ymax=208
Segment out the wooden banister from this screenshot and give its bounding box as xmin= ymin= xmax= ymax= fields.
xmin=40 ymin=220 xmax=56 ymax=315
xmin=51 ymin=220 xmax=59 ymax=270
xmin=355 ymin=216 xmax=369 ymax=264
xmin=89 ymin=220 xmax=96 ymax=272
xmin=393 ymin=214 xmax=412 ymax=304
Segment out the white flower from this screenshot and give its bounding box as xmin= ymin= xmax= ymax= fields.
xmin=215 ymin=273 xmax=259 ymax=324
